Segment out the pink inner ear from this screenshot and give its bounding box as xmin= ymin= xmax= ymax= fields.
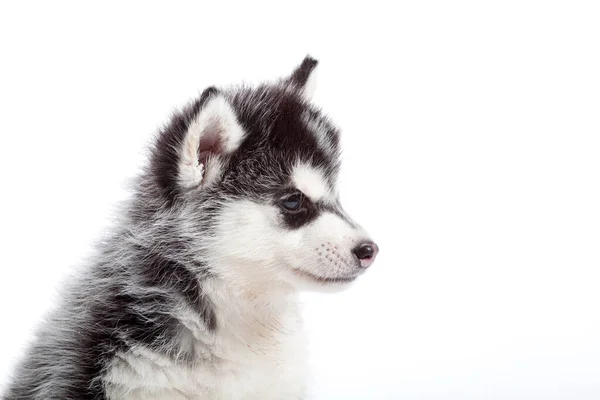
xmin=198 ymin=121 xmax=223 ymax=166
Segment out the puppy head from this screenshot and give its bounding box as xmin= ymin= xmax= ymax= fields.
xmin=147 ymin=56 xmax=378 ymax=292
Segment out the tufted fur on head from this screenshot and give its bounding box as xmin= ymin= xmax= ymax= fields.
xmin=2 ymin=56 xmax=378 ymax=400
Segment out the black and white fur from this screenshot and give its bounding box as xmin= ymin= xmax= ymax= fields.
xmin=2 ymin=57 xmax=379 ymax=400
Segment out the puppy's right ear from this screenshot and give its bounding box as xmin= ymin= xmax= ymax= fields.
xmin=286 ymin=55 xmax=319 ymax=101
xmin=150 ymin=87 xmax=245 ymax=201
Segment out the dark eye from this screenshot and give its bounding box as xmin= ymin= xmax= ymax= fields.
xmin=280 ymin=192 xmax=304 ymax=212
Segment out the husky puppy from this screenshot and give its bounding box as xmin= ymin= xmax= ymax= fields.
xmin=2 ymin=56 xmax=379 ymax=400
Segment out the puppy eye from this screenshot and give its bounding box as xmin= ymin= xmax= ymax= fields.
xmin=280 ymin=192 xmax=304 ymax=212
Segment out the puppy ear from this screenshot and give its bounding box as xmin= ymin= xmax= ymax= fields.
xmin=178 ymin=89 xmax=244 ymax=189
xmin=151 ymin=87 xmax=245 ymax=200
xmin=287 ymin=55 xmax=318 ymax=101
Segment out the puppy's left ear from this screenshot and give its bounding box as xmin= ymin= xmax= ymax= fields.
xmin=178 ymin=88 xmax=245 ymax=189
xmin=151 ymin=87 xmax=245 ymax=201
xmin=286 ymin=55 xmax=319 ymax=101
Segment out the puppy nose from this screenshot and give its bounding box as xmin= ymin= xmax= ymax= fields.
xmin=353 ymin=242 xmax=379 ymax=268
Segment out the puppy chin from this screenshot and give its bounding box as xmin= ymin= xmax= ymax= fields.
xmin=285 ymin=268 xmax=359 ymax=293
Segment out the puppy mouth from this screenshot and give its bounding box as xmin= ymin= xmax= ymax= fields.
xmin=292 ymin=268 xmax=357 ymax=284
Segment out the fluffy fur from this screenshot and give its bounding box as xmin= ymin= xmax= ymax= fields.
xmin=2 ymin=56 xmax=378 ymax=399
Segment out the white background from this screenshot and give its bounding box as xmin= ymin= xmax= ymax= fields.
xmin=1 ymin=1 xmax=599 ymax=399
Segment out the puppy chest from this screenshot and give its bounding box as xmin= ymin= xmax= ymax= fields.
xmin=104 ymin=334 xmax=308 ymax=400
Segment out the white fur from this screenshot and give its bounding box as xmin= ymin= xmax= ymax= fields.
xmin=104 ymin=279 xmax=308 ymax=400
xmin=292 ymin=163 xmax=329 ymax=201
xmin=208 ymin=198 xmax=367 ymax=292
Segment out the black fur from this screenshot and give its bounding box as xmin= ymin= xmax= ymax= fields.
xmin=3 ymin=234 xmax=214 ymax=400
xmin=288 ymin=56 xmax=318 ymax=89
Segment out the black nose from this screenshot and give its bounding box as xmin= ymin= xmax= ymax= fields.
xmin=353 ymin=242 xmax=379 ymax=268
